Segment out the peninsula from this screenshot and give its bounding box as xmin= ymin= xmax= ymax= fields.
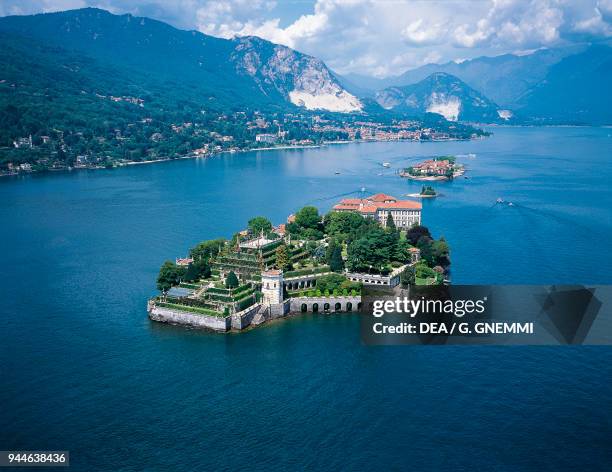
xmin=148 ymin=193 xmax=450 ymax=332
xmin=400 ymin=156 xmax=464 ymax=181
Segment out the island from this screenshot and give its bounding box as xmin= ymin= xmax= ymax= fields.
xmin=148 ymin=193 xmax=451 ymax=332
xmin=400 ymin=156 xmax=464 ymax=181
xmin=407 ymin=185 xmax=438 ymax=198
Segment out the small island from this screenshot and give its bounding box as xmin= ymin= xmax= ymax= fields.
xmin=148 ymin=193 xmax=451 ymax=332
xmin=407 ymin=185 xmax=438 ymax=198
xmin=400 ymin=156 xmax=464 ymax=181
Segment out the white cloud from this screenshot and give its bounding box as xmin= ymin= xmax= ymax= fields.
xmin=1 ymin=0 xmax=611 ymax=76
xmin=402 ymin=19 xmax=447 ymax=45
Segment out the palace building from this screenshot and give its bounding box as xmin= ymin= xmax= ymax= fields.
xmin=332 ymin=193 xmax=422 ymax=228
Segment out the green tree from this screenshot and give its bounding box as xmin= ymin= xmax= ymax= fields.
xmin=346 ymin=226 xmax=398 ymax=273
xmin=316 ymin=273 xmax=347 ymax=292
xmin=417 ymin=236 xmax=434 ymax=265
xmin=275 ymin=244 xmax=291 ymax=270
xmin=189 ymin=238 xmax=226 ymax=262
xmin=295 ymin=206 xmax=321 ymax=230
xmin=183 ymin=259 xmax=211 ymax=282
xmin=431 ymin=237 xmax=450 ymax=267
xmin=324 ymin=211 xmax=366 ymax=242
xmin=325 ymin=238 xmax=338 ymax=263
xmin=156 ymin=261 xmax=184 ymax=295
xmin=415 ymin=262 xmax=436 ymax=279
xmin=386 ymin=212 xmax=396 ymax=231
xmin=225 ymin=271 xmax=239 ymax=289
xmin=400 ymin=266 xmax=416 ymax=287
xmin=329 ymin=244 xmax=345 ymax=272
xmin=406 ymin=225 xmax=431 ymax=245
xmin=248 ymin=216 xmax=272 ymax=236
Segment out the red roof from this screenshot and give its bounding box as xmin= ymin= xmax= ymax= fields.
xmin=378 ymin=201 xmax=422 ymax=209
xmin=369 ymin=193 xmax=396 ymax=202
xmin=333 ymin=195 xmax=421 ymax=213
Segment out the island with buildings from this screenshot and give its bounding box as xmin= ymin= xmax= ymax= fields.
xmin=148 ymin=193 xmax=451 ymax=332
xmin=400 ymin=156 xmax=464 ymax=181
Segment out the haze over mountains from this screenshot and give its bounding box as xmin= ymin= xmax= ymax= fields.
xmin=342 ymin=43 xmax=612 ymax=124
xmin=0 ymin=7 xmax=610 ymax=124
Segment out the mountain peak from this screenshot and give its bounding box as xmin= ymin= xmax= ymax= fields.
xmin=375 ymin=73 xmax=502 ymax=122
xmin=0 ymin=7 xmax=362 ymax=113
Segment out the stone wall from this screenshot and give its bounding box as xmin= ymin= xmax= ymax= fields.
xmin=289 ymin=296 xmax=361 ymax=313
xmin=230 ymin=303 xmax=262 ymax=330
xmin=148 ymin=303 xmax=231 ymax=332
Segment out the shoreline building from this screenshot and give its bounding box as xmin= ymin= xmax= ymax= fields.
xmin=332 ymin=193 xmax=422 ymax=228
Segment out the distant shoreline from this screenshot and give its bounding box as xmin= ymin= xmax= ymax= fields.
xmin=1 ymin=138 xmax=472 ymax=179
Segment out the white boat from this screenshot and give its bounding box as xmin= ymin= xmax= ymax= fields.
xmin=382 ymin=162 xmax=391 ymax=168
xmin=496 ymin=198 xmax=504 ymax=204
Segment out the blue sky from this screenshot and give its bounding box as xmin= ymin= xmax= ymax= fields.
xmin=1 ymin=0 xmax=611 ymax=77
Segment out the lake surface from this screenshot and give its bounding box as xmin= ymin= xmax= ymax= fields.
xmin=1 ymin=127 xmax=611 ymax=470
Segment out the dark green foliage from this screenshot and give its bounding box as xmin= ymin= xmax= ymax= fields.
xmin=323 ymin=211 xmax=370 ymax=242
xmin=385 ymin=212 xmax=396 ymax=230
xmin=431 ymin=237 xmax=450 ymax=268
xmin=295 ymin=206 xmax=321 ymax=230
xmin=248 ymin=216 xmax=272 ymax=236
xmin=346 ymin=227 xmax=398 ymax=273
xmin=406 ymin=225 xmax=431 ymax=245
xmin=400 ymin=266 xmax=416 ymax=287
xmin=156 ymin=261 xmax=185 ymax=294
xmin=225 ymin=271 xmax=239 ymax=289
xmin=420 ymin=185 xmax=436 ymax=196
xmin=288 ymin=206 xmax=324 ymax=240
xmin=275 ymin=244 xmax=291 ymax=270
xmin=326 ymin=240 xmax=345 ymax=272
xmin=316 ymin=273 xmax=360 ymax=293
xmin=415 ymin=262 xmax=436 ymax=279
xmin=417 ymin=236 xmax=434 ymax=265
xmin=189 ymin=239 xmax=226 ymax=262
xmin=183 ymin=260 xmax=211 ymax=282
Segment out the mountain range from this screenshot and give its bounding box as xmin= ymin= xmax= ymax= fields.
xmin=0 ymin=7 xmax=610 ymax=126
xmin=341 ymin=43 xmax=612 ymax=124
xmin=0 ymin=7 xmax=362 ymax=113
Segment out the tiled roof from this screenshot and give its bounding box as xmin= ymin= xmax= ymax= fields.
xmin=333 ymin=194 xmax=421 ymax=213
xmin=369 ymin=193 xmax=396 ymax=202
xmin=378 ymin=201 xmax=422 ymax=209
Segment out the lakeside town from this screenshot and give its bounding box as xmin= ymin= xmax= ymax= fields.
xmin=149 ymin=192 xmax=450 ymax=332
xmin=1 ymin=109 xmax=486 ymax=177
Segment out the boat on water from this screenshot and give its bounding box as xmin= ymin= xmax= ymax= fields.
xmin=496 ymin=198 xmax=515 ymax=206
xmin=382 ymin=162 xmax=391 ymax=168
xmin=335 ymin=171 xmax=341 ymax=175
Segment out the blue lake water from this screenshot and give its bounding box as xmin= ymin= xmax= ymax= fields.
xmin=1 ymin=126 xmax=611 ymax=470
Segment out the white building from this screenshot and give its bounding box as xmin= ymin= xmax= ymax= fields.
xmin=333 ymin=193 xmax=422 ymax=228
xmin=261 ymin=269 xmax=284 ymax=306
xmin=255 ymin=133 xmax=278 ymax=144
